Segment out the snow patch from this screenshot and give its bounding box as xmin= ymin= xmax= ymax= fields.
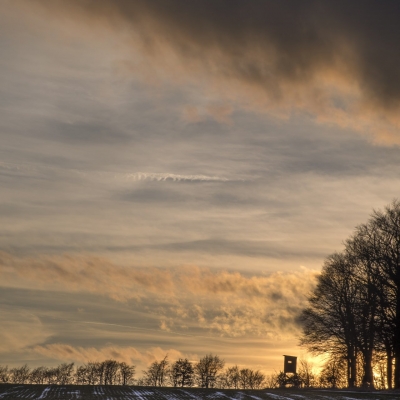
xmin=262 ymin=393 xmax=295 ymax=400
xmin=341 ymin=397 xmax=360 ymax=400
xmin=129 ymin=389 xmax=154 ymax=400
xmin=37 ymin=387 xmax=51 ymax=399
xmin=247 ymin=395 xmax=264 ymax=400
xmin=179 ymin=389 xmax=202 ymax=399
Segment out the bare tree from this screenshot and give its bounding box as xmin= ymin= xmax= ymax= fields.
xmin=142 ymin=356 xmax=169 ymax=387
xmin=76 ymin=362 xmax=101 ymax=385
xmin=297 ymin=359 xmax=316 ymax=388
xmin=194 ymin=354 xmax=224 ymax=388
xmin=169 ymin=358 xmax=194 ymax=387
xmin=9 ymin=365 xmax=30 ymax=384
xmin=360 ymin=201 xmax=400 ymax=389
xmin=245 ymin=369 xmax=265 ymax=389
xmin=103 ymin=360 xmax=119 ymax=385
xmin=319 ymin=355 xmax=347 ymax=389
xmin=54 ymin=363 xmax=75 ymax=385
xmin=300 ymin=252 xmax=359 ymax=388
xmin=75 ymin=365 xmax=89 ymax=385
xmin=95 ymin=361 xmax=106 ymax=385
xmin=0 ymin=366 xmax=9 ymax=383
xmin=118 ymin=362 xmax=135 ymax=385
xmin=346 ymin=227 xmax=383 ymax=388
xmin=275 ymin=371 xmax=287 ymax=388
xmin=44 ymin=366 xmax=59 ymax=384
xmin=264 ymin=373 xmax=279 ymax=389
xmin=30 ymin=366 xmax=47 ymax=384
xmin=219 ymin=366 xmax=240 ymax=389
xmin=299 ymin=201 xmax=400 ymax=389
xmin=238 ymin=368 xmax=251 ymax=389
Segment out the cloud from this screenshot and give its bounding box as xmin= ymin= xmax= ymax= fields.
xmin=124 ymin=172 xmax=229 ymax=183
xmin=17 ymin=0 xmax=400 ymax=143
xmin=0 ymin=309 xmax=51 ymax=353
xmin=152 ymin=239 xmax=327 ymax=260
xmin=32 ymin=344 xmax=185 ymax=366
xmin=0 ymin=252 xmax=175 ymax=302
xmin=0 ymin=163 xmax=231 ymax=185
xmin=183 ymin=104 xmax=233 ymax=124
xmin=0 ymin=252 xmax=319 ymax=337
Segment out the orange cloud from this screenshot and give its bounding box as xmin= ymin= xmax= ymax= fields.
xmin=0 ymin=252 xmax=318 ymax=337
xmin=0 ymin=251 xmax=174 ymax=302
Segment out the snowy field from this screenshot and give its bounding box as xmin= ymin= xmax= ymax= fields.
xmin=0 ymin=385 xmax=398 ymax=400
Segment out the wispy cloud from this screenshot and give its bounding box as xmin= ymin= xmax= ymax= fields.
xmin=0 ymin=309 xmax=50 ymax=353
xmin=32 ymin=343 xmax=185 ymax=366
xmin=0 ymin=162 xmax=234 ymax=186
xmin=0 ymin=252 xmax=174 ymax=302
xmin=124 ymin=172 xmax=230 ymax=183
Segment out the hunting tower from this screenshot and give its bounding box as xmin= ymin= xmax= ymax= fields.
xmin=283 ymin=355 xmax=297 ymax=374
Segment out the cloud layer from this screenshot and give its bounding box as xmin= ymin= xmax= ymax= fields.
xmin=0 ymin=251 xmax=318 ymax=372
xmin=21 ymin=0 xmax=400 ymax=143
xmin=0 ymin=252 xmax=318 ymax=337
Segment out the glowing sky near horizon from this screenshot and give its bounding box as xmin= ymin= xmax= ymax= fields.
xmin=1 ymin=0 xmax=400 ymax=376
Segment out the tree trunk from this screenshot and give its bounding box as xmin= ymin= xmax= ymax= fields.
xmin=387 ymin=352 xmax=393 ymax=390
xmin=350 ymin=353 xmax=357 ymax=388
xmin=395 ymin=352 xmax=400 ymax=388
xmin=347 ymin=347 xmax=357 ymax=388
xmin=362 ymin=350 xmax=374 ymax=388
xmin=394 ymin=281 xmax=400 ymax=389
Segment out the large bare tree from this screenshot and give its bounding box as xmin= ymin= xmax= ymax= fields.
xmin=301 ymin=200 xmax=400 ymax=389
xmin=300 ymin=252 xmax=359 ymax=388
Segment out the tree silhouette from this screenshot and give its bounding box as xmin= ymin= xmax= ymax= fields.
xmin=169 ymin=358 xmax=194 ymax=387
xmin=194 ymin=354 xmax=224 ymax=388
xmin=142 ymin=356 xmax=169 ymax=387
xmin=301 ymin=200 xmax=400 ymax=389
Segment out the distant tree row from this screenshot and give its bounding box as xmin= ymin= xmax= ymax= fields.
xmin=300 ymin=201 xmax=400 ymax=389
xmin=137 ymin=354 xmax=265 ymax=389
xmin=0 ymin=355 xmax=265 ymax=389
xmin=0 ymin=360 xmax=135 ymax=386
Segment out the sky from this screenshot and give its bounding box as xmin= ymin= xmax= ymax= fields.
xmin=1 ymin=0 xmax=400 ymax=377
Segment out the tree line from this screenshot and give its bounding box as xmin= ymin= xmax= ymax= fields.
xmin=137 ymin=354 xmax=266 ymax=389
xmin=0 ymin=354 xmax=265 ymax=389
xmin=0 ymin=356 xmax=378 ymax=390
xmin=0 ymin=360 xmax=135 ymax=386
xmin=300 ymin=200 xmax=400 ymax=390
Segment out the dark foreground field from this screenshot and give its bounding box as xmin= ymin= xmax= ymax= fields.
xmin=0 ymin=385 xmax=399 ymax=400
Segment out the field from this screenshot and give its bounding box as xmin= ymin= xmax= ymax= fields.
xmin=0 ymin=385 xmax=398 ymax=400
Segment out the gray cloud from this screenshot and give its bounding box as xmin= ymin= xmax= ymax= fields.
xmin=22 ymin=0 xmax=400 ymax=142
xmin=43 ymin=121 xmax=131 ymax=145
xmin=150 ymin=239 xmax=328 ymax=260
